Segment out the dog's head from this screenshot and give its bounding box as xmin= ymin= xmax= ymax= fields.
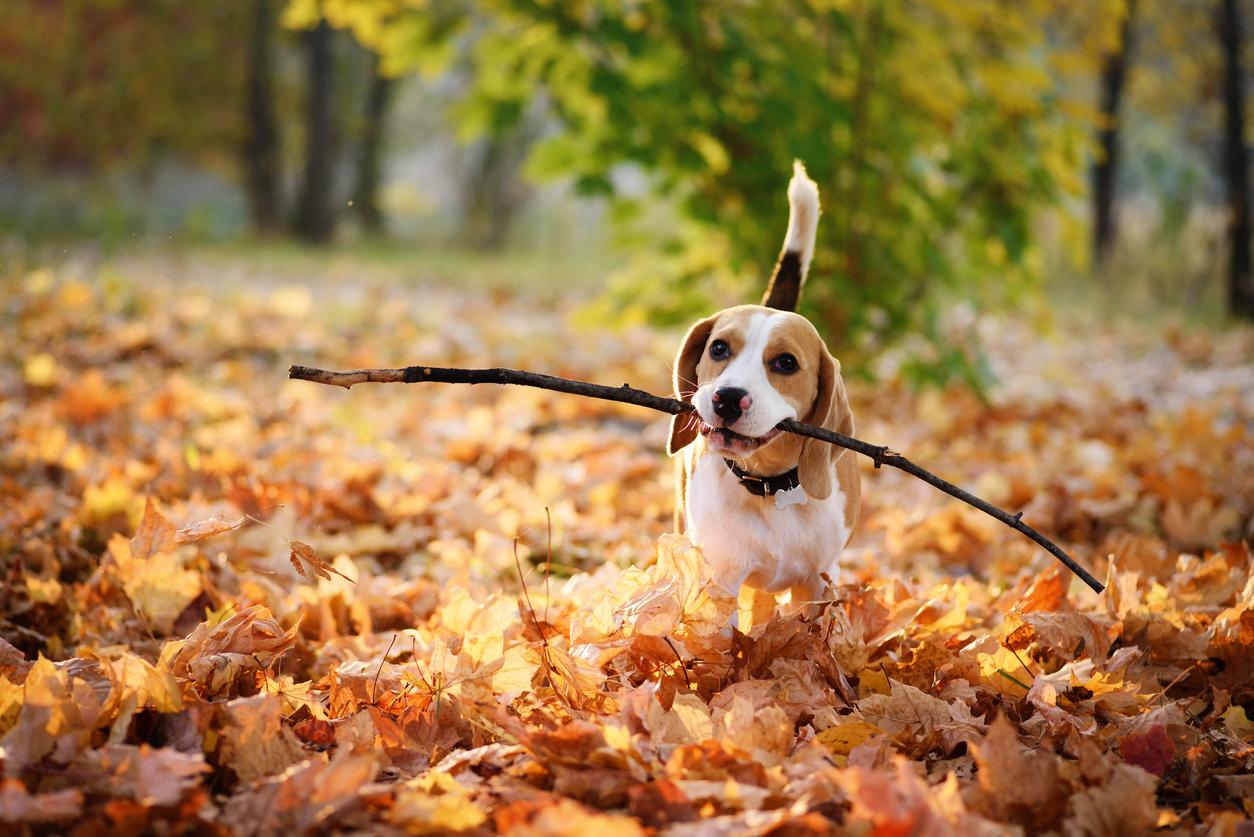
xmin=667 ymin=304 xmax=853 ymax=499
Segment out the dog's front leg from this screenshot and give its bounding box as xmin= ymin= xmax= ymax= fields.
xmin=736 ymin=585 xmax=778 ymax=632
xmin=787 ymin=580 xmax=825 ymax=619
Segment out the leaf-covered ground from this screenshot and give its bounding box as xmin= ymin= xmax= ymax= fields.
xmin=2 ymin=258 xmax=1253 ymax=835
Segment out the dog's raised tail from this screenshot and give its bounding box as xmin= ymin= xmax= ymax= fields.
xmin=761 ymin=160 xmax=820 ymax=312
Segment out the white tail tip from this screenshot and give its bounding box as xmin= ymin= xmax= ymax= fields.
xmin=784 ymin=160 xmax=820 ymax=274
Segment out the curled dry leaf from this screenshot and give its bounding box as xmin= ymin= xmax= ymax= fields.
xmin=175 ymin=513 xmax=248 ymax=544
xmin=167 ymin=604 xmax=300 ymax=696
xmin=289 ymin=540 xmax=357 ymax=584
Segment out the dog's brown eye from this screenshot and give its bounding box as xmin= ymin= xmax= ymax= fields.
xmin=709 ymin=340 xmax=731 ymax=361
xmin=771 ymin=353 xmax=799 ymax=374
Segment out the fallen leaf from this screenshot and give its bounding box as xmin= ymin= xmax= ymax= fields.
xmin=289 ymin=540 xmax=357 ymax=584
xmin=0 ymin=779 xmax=83 ymax=822
xmin=1117 ymin=724 xmax=1176 ymax=777
xmin=175 ymin=513 xmax=247 ymax=544
xmin=216 ymin=694 xmax=306 ymax=784
xmin=816 ymin=720 xmax=883 ymax=757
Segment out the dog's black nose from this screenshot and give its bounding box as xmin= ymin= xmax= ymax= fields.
xmin=711 ymin=387 xmax=750 ymax=423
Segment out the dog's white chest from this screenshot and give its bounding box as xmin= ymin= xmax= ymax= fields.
xmin=684 ymin=451 xmax=849 ymax=594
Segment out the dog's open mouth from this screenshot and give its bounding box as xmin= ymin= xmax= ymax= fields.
xmin=699 ymin=422 xmax=783 ymax=453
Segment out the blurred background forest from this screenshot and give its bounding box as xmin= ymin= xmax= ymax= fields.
xmin=3 ymin=0 xmax=1254 ymax=384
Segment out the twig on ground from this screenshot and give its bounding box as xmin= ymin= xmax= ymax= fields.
xmin=288 ymin=363 xmax=1105 ymax=594
xmin=371 ymin=632 xmax=398 ymax=706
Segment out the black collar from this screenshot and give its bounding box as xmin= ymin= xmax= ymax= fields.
xmin=724 ymin=459 xmax=801 ymax=497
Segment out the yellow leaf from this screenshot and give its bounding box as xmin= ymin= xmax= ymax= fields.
xmin=103 ymin=652 xmax=183 ymax=713
xmin=689 ymin=132 xmax=730 ymax=174
xmin=280 ymin=0 xmax=322 ymax=29
xmin=22 ymin=267 xmax=54 ymax=294
xmin=108 ymin=534 xmax=202 ymax=635
xmin=82 ymin=477 xmax=135 ymax=524
xmin=56 ymin=280 xmax=93 ymax=308
xmin=391 ymin=770 xmax=488 ymax=834
xmin=817 ymin=720 xmax=883 ymax=755
xmin=1222 ymin=705 xmax=1253 ymax=740
xmin=489 ymin=646 xmax=536 ymax=694
xmin=24 ymin=577 xmax=63 ymax=605
xmin=0 ymin=676 xmax=22 ymax=736
xmin=858 ymin=667 xmax=891 ymax=697
xmin=645 ymin=692 xmax=713 ymax=745
xmin=390 ymin=792 xmax=487 ymax=834
xmin=23 ymin=353 xmax=58 ymax=388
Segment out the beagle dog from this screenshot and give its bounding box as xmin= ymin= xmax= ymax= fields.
xmin=668 ymin=163 xmax=859 ymax=614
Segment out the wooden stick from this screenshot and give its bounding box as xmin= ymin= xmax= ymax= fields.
xmin=288 ymin=363 xmax=1105 ymax=594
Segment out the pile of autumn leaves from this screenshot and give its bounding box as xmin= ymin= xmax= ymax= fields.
xmin=4 ymin=504 xmax=1253 ymax=835
xmin=1 ymin=266 xmax=1253 ymax=835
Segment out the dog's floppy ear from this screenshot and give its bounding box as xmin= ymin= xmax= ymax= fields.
xmin=667 ymin=315 xmax=717 ymax=456
xmin=796 ymin=349 xmax=853 ymax=499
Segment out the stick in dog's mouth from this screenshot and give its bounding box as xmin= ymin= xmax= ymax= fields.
xmin=699 ymin=421 xmax=784 ymax=453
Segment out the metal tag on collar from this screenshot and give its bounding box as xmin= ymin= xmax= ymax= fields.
xmin=775 ymin=485 xmax=808 ymax=509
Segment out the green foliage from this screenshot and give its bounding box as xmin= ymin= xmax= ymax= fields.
xmin=302 ymin=0 xmax=1129 ymax=381
xmin=447 ymin=0 xmax=1126 ymax=381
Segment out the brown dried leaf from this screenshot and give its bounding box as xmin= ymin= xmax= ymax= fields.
xmin=1117 ymin=724 xmax=1176 ymax=777
xmin=1061 ymin=763 xmax=1159 ymax=836
xmin=75 ymin=744 xmax=208 ymax=806
xmin=627 ymin=780 xmax=697 ymax=828
xmin=109 ymin=525 xmax=202 ymax=635
xmin=174 ymin=513 xmax=247 ymax=544
xmin=965 ymin=714 xmax=1069 ymax=830
xmin=0 ymin=779 xmax=83 ymax=823
xmin=0 ymin=638 xmax=32 ymax=684
xmin=857 ymin=679 xmax=952 ymax=736
xmin=132 ymin=498 xmax=176 ymax=561
xmin=290 ymin=540 xmax=357 ymax=584
xmin=168 ymin=605 xmax=300 ymax=695
xmin=217 ymin=694 xmax=306 ymax=784
xmin=223 ymin=750 xmax=378 ymax=837
xmin=839 ymin=758 xmax=1005 ymax=836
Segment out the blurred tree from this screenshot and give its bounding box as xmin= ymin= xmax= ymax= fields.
xmin=293 ymin=19 xmax=339 ymax=242
xmin=459 ymin=110 xmax=538 ymax=249
xmin=0 ymin=1 xmax=245 ymax=168
xmin=1219 ymin=0 xmax=1254 ymax=318
xmin=353 ymin=53 xmax=395 ymax=234
xmin=1092 ymin=0 xmax=1137 ymax=264
xmin=283 ymin=0 xmax=468 ymax=237
xmin=244 ymin=0 xmax=284 ymax=233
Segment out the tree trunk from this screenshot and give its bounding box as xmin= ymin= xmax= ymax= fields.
xmin=353 ymin=55 xmax=394 ymax=235
xmin=294 ymin=19 xmax=337 ymax=243
xmin=1091 ymin=0 xmax=1136 ymax=265
xmin=243 ymin=0 xmax=281 ymax=233
xmin=1220 ymin=0 xmax=1254 ymax=318
xmin=462 ymin=123 xmax=536 ymax=250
